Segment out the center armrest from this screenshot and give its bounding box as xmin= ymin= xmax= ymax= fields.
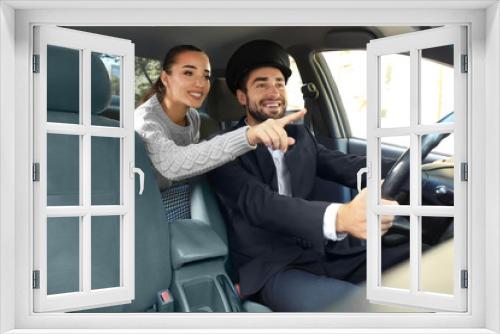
xmin=170 ymin=219 xmax=228 ymax=270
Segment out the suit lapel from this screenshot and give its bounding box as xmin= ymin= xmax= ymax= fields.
xmin=243 ymin=124 xmax=305 ymax=197
xmin=239 ymin=146 xmax=278 ymax=191
xmin=283 ymin=125 xmax=302 ymax=197
xmin=254 ymin=146 xmax=278 ymax=192
xmin=233 ymin=118 xmax=278 ymax=191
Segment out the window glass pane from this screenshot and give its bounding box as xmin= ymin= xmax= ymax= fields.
xmin=323 ymin=51 xmax=412 ymax=137
xmin=380 ymin=215 xmax=410 ymax=290
xmin=421 ymin=216 xmax=454 ymax=294
xmin=286 ymin=56 xmax=305 ymax=111
xmin=421 ymin=133 xmax=454 ymax=206
xmin=91 ymin=136 xmax=121 ymax=205
xmin=379 ymin=136 xmax=410 ymax=205
xmin=91 ymin=216 xmax=121 ymax=290
xmin=47 ymin=134 xmax=80 ymax=206
xmin=323 ymin=48 xmax=454 ymax=136
xmin=380 ymin=53 xmax=411 ymax=128
xmin=92 ymin=52 xmax=121 ymax=126
xmin=47 ymin=217 xmax=80 ymax=295
xmin=47 ymin=45 xmax=80 ymax=124
xmin=420 ymin=45 xmax=454 ymax=125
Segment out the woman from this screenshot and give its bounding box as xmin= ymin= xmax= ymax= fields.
xmin=135 ymin=45 xmax=304 ymax=191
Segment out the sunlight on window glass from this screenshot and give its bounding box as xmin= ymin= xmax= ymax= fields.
xmin=287 ymin=56 xmax=305 ymax=111
xmin=323 ymin=50 xmax=367 ymax=137
xmin=322 ymin=50 xmax=454 ymax=155
xmin=421 ymin=46 xmax=454 ymax=125
xmin=380 ymin=54 xmax=410 ymax=129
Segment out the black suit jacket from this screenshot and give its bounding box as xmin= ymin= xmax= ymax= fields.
xmin=209 ymin=120 xmax=373 ymax=297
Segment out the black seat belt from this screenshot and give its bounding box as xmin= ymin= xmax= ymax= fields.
xmin=301 ymin=82 xmax=319 ymax=135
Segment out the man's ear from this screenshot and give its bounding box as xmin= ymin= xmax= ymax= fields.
xmin=236 ymin=89 xmax=247 ymax=106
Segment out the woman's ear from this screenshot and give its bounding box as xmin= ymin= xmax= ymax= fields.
xmin=160 ymin=70 xmax=169 ymax=89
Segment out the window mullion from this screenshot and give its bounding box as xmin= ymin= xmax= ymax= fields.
xmin=452 ymin=26 xmax=468 ymax=308
xmin=373 ymin=124 xmax=455 ymax=137
xmin=81 ymin=48 xmax=92 ymax=294
xmin=366 ymin=49 xmax=379 ymax=293
xmin=374 ymin=205 xmax=455 ymax=216
xmin=81 ymin=214 xmax=91 ymax=293
xmin=33 ymin=28 xmax=49 ymax=307
xmin=410 ymin=214 xmax=420 ymax=293
xmin=121 ymin=51 xmax=135 ymax=295
xmin=410 ymin=48 xmax=420 ymax=294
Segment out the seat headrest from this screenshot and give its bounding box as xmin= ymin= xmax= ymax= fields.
xmin=206 ymin=78 xmax=246 ymax=122
xmin=47 ymin=45 xmax=111 ymax=114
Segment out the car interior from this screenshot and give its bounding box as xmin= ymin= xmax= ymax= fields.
xmin=46 ymin=25 xmax=455 ymax=313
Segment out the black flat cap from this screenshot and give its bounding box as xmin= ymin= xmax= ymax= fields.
xmin=225 ymin=40 xmax=292 ymax=94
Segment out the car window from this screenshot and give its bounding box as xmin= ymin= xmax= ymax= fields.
xmin=134 ymin=56 xmax=303 ymax=111
xmin=287 ymin=56 xmax=305 ymax=111
xmin=135 ymin=56 xmax=162 ymax=107
xmin=322 ymin=50 xmax=454 ymax=155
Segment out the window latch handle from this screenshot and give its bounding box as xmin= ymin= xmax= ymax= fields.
xmin=130 ymin=162 xmax=145 ymax=195
xmin=357 ymin=167 xmax=368 ymax=193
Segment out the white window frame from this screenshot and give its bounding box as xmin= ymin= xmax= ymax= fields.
xmin=32 ymin=26 xmax=136 ymax=312
xmin=366 ymin=26 xmax=467 ymax=312
xmin=0 ymin=1 xmax=498 ymax=333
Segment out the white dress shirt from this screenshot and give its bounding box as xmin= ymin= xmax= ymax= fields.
xmin=267 ymin=147 xmax=347 ymax=242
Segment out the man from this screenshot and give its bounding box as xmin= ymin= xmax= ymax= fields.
xmin=209 ymin=40 xmax=409 ymax=312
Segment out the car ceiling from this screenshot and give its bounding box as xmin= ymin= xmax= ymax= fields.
xmin=68 ymin=26 xmax=421 ymax=71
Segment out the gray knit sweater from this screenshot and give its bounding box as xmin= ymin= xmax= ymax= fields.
xmin=135 ymin=95 xmax=254 ymax=190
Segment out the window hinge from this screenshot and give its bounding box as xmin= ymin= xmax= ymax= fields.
xmin=461 ymin=162 xmax=468 ymax=181
xmin=33 ymin=163 xmax=40 ymax=182
xmin=33 ymin=270 xmax=40 ymax=289
xmin=461 ymin=54 xmax=468 ymax=73
xmin=461 ymin=270 xmax=468 ymax=289
xmin=32 ymin=54 xmax=40 ymax=73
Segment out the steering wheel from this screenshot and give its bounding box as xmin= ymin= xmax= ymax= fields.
xmin=381 ymin=112 xmax=455 ymax=200
xmin=380 ymin=112 xmax=454 ymax=245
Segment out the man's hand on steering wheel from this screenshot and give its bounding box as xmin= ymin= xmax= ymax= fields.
xmin=335 ymin=188 xmax=397 ymax=240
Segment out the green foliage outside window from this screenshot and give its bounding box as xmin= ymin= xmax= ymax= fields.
xmin=135 ymin=57 xmax=161 ymax=107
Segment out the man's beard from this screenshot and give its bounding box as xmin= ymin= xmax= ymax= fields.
xmin=245 ymin=96 xmax=287 ymax=123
